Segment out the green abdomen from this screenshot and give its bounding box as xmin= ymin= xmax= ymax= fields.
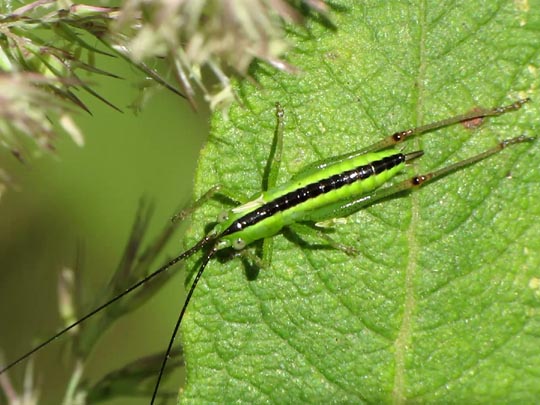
xmin=223 ymin=149 xmax=405 ymax=246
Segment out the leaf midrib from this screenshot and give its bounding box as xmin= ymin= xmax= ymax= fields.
xmin=392 ymin=1 xmax=428 ymax=402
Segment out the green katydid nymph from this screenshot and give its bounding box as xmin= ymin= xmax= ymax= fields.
xmin=1 ymin=98 xmax=534 ymax=404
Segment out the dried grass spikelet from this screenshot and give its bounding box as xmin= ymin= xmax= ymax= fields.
xmin=115 ymin=0 xmax=328 ymax=109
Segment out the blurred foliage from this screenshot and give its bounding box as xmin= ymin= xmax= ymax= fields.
xmin=0 ymin=1 xmax=182 ymax=169
xmin=0 ymin=0 xmax=330 ymax=199
xmin=0 ymin=1 xmax=334 ymax=404
xmin=0 ymin=61 xmax=208 ymax=404
xmin=115 ymin=0 xmax=329 ymax=109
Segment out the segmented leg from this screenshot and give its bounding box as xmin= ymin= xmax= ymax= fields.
xmin=288 ymin=222 xmax=358 ymax=256
xmin=318 ymin=135 xmax=534 ymax=220
xmin=260 ymin=103 xmax=287 ymax=267
xmin=172 ymin=185 xmax=246 ymax=223
xmin=298 ymin=98 xmax=530 ymax=176
xmin=364 ymin=99 xmax=530 ymax=153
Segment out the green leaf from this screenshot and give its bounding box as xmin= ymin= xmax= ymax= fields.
xmin=181 ymin=1 xmax=540 ymax=403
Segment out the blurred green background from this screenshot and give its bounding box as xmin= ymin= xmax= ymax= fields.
xmin=0 ymin=55 xmax=209 ymax=404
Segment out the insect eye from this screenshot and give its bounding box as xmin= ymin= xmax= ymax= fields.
xmin=233 ymin=238 xmax=246 ymax=250
xmin=218 ymin=210 xmax=229 ymax=223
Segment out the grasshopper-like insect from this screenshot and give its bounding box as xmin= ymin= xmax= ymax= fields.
xmin=1 ymin=98 xmax=533 ymax=403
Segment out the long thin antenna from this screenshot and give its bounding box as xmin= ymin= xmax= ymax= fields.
xmin=150 ymin=243 xmax=219 ymax=404
xmin=0 ymin=235 xmax=215 ymax=376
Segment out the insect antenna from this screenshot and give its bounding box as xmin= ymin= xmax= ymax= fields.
xmin=151 ymin=242 xmax=220 ymax=404
xmin=0 ymin=234 xmax=216 ymax=376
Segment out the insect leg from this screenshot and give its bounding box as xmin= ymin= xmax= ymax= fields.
xmin=172 ymin=185 xmax=246 ymax=223
xmin=321 ymin=135 xmax=534 ymax=219
xmin=287 ymin=222 xmax=358 ymax=256
xmin=263 ymin=102 xmax=285 ymax=191
xmin=237 ymin=248 xmax=266 ymax=268
xmin=413 ymin=135 xmax=535 ymax=184
xmin=238 ymin=224 xmax=358 ymax=270
xmin=297 ymin=98 xmax=530 ymax=178
xmin=240 ymin=103 xmax=286 ymax=271
xmin=362 ymin=98 xmax=530 ymax=153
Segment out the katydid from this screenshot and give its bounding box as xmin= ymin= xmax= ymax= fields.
xmin=1 ymin=98 xmax=533 ymax=404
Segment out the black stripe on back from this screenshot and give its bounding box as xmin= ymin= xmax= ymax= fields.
xmin=222 ymin=153 xmax=405 ymax=235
